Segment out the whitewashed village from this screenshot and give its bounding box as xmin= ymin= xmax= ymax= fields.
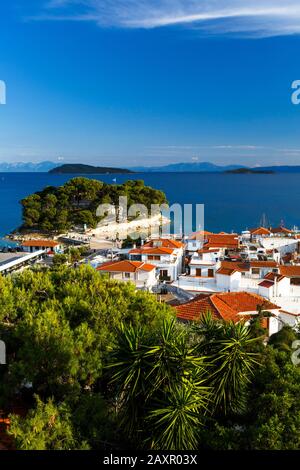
xmin=3 ymin=223 xmax=300 ymax=338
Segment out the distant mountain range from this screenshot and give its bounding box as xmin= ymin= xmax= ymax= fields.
xmin=130 ymin=162 xmax=300 ymax=173
xmin=1 ymin=160 xmax=300 ymax=174
xmin=129 ymin=162 xmax=245 ymax=172
xmin=0 ymin=161 xmax=58 ymax=172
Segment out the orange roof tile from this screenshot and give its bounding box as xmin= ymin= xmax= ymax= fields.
xmin=258 ymin=280 xmax=274 ymax=288
xmin=216 ymin=267 xmax=237 ymax=276
xmin=143 ymin=238 xmax=184 ymax=249
xmin=279 ymin=265 xmax=300 ymax=277
xmin=97 ymin=260 xmax=155 ymax=273
xmin=264 ymin=272 xmax=285 ymax=282
xmin=270 ymin=226 xmax=293 ymax=234
xmin=250 ymin=227 xmax=271 ymax=235
xmin=22 ymin=239 xmax=59 ymax=247
xmin=250 ymin=261 xmax=278 ymax=268
xmin=218 ymin=260 xmax=250 ymax=273
xmin=175 ymin=291 xmax=279 ymax=323
xmin=204 ymin=234 xmax=239 ymax=249
xmin=198 ymin=247 xmax=220 ymax=254
xmin=175 ymin=294 xmax=220 ymax=322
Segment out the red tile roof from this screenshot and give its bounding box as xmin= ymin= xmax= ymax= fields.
xmin=204 ymin=234 xmax=239 ymax=249
xmin=250 ymin=227 xmax=271 ymax=235
xmin=198 ymin=247 xmax=220 ymax=254
xmin=143 ymin=238 xmax=184 ymax=249
xmin=270 ymin=226 xmax=293 ymax=234
xmin=218 ymin=260 xmax=250 ymax=273
xmin=250 ymin=261 xmax=278 ymax=268
xmin=97 ymin=260 xmax=155 ymax=273
xmin=175 ymin=295 xmax=219 ymax=322
xmin=22 ymin=239 xmax=59 ymax=247
xmin=258 ymin=280 xmax=274 ymax=288
xmin=216 ymin=267 xmax=237 ymax=276
xmin=279 ymin=265 xmax=300 ymax=277
xmin=175 ymin=291 xmax=279 ymax=323
xmin=264 ymin=272 xmax=285 ymax=282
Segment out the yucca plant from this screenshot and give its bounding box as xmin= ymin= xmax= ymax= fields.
xmin=108 ymin=319 xmax=210 ymax=449
xmin=208 ymin=321 xmax=260 ymax=414
xmin=192 ymin=312 xmax=261 ymax=414
xmin=107 ymin=323 xmax=150 ymax=440
xmin=147 ymin=382 xmax=210 ymax=450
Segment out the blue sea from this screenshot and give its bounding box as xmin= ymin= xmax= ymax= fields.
xmin=0 ymin=172 xmax=300 ymax=246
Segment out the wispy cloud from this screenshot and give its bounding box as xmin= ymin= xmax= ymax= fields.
xmin=30 ymin=1 xmax=300 ymax=37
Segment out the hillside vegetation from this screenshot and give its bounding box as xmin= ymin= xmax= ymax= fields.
xmin=0 ymin=265 xmax=299 ymax=450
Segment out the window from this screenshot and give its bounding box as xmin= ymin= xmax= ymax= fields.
xmin=252 ymin=268 xmax=260 ymax=275
xmin=124 ymin=273 xmax=130 ymax=279
xmin=159 ymin=270 xmax=169 ymax=280
xmin=196 ymin=268 xmax=202 ymax=277
xmin=208 ymin=269 xmax=214 ymax=278
xmin=148 ymin=255 xmax=160 ymax=261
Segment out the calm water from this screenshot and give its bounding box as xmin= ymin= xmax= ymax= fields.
xmin=0 ymin=172 xmax=300 ymax=245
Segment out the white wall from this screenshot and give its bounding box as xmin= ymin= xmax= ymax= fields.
xmin=216 ymin=271 xmax=241 ymax=291
xmin=279 ymin=311 xmax=300 ymax=329
xmin=106 ymin=269 xmax=157 ymax=290
xmin=186 ymin=239 xmax=202 ymax=252
xmin=258 ymin=285 xmax=272 ymax=299
xmin=190 ymin=265 xmax=216 ymax=277
xmin=261 ymin=237 xmax=298 ymax=256
xmin=269 ymin=316 xmax=280 ymax=336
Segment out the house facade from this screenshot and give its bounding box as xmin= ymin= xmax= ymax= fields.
xmin=129 ymin=239 xmax=184 ymax=282
xmin=97 ymin=260 xmax=157 ymax=291
xmin=22 ymin=239 xmax=62 ymax=254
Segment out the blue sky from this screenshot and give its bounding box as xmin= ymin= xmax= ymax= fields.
xmin=0 ymin=1 xmax=300 ymax=167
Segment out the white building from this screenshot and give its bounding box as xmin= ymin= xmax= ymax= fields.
xmin=185 ymin=230 xmax=214 ymax=254
xmin=129 ymin=239 xmax=184 ymax=282
xmin=260 ymin=237 xmax=298 ymax=258
xmin=258 ymin=273 xmax=290 ymax=299
xmin=22 ymin=239 xmax=62 ymax=254
xmin=97 ymin=260 xmax=157 ymax=291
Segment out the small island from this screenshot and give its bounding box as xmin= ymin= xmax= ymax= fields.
xmin=49 ymin=164 xmax=134 ymax=174
xmin=224 ymin=168 xmax=275 ymax=174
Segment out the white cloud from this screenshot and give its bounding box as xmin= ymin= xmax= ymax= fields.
xmin=34 ymin=0 xmax=300 ymax=37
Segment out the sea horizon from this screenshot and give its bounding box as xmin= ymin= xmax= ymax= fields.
xmin=1 ymin=171 xmax=299 ymax=246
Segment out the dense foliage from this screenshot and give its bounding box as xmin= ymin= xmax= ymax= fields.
xmin=0 ymin=266 xmax=299 ymax=450
xmin=20 ymin=177 xmax=167 ymax=232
